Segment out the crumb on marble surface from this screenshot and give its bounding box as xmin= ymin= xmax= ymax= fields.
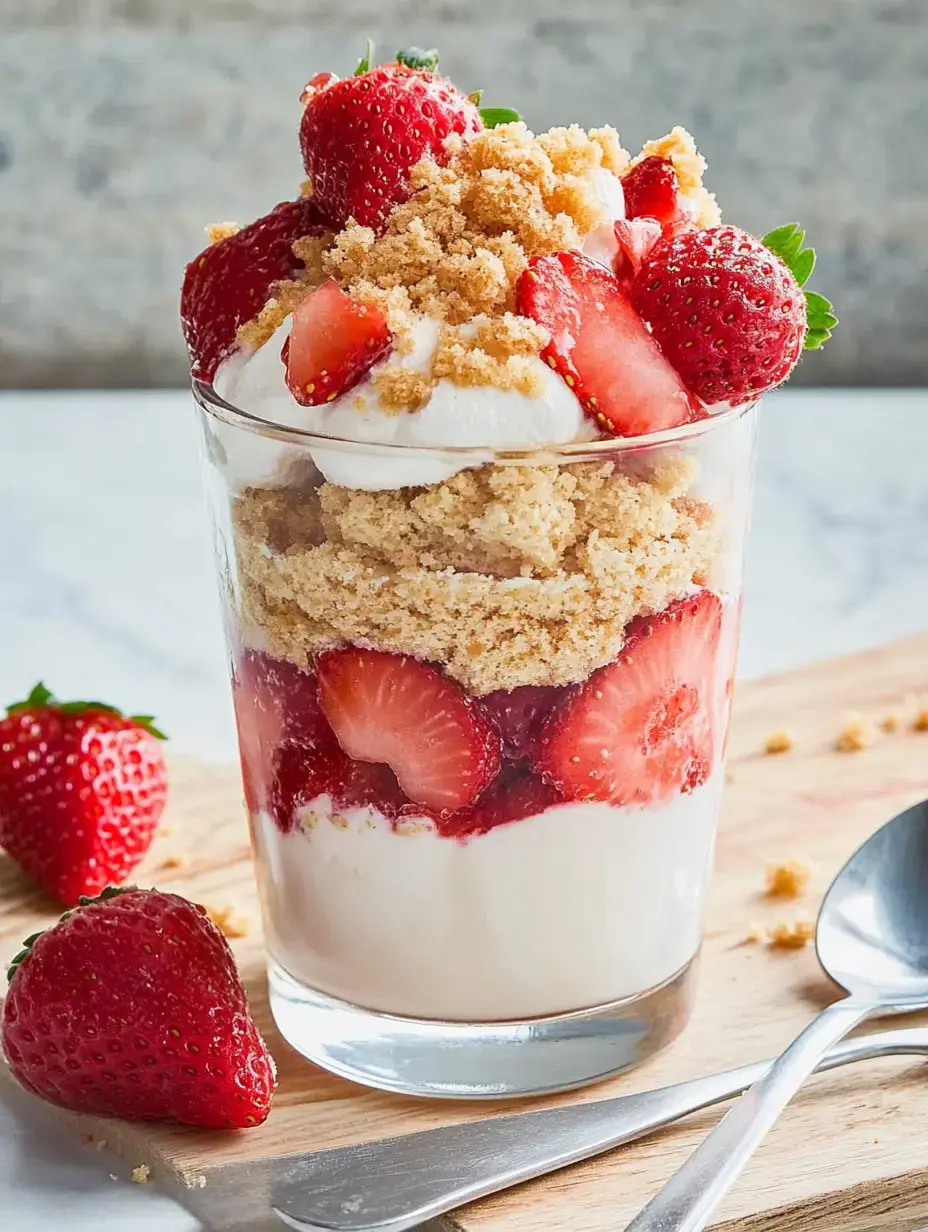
xmin=763 ymin=729 xmax=793 ymax=755
xmin=765 ymin=857 xmax=813 ymax=899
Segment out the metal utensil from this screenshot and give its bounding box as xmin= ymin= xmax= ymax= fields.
xmin=625 ymin=796 xmax=928 ymax=1232
xmin=260 ymin=1024 xmax=928 ymax=1232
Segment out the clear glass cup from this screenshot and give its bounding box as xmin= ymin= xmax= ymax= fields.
xmin=195 ymin=380 xmax=758 ymax=1099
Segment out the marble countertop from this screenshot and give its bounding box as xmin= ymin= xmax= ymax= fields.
xmin=1 ymin=386 xmax=927 ymax=1229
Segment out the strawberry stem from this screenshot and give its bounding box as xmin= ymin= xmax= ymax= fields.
xmin=354 ymin=39 xmax=374 ymax=76
xmin=396 ymin=46 xmax=440 ymax=72
xmin=4 ymin=684 xmax=167 ymax=737
xmin=479 ymin=107 xmax=522 ymax=129
xmin=762 ymin=223 xmax=837 ymax=350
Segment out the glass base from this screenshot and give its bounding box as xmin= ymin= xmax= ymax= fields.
xmin=268 ymin=955 xmax=699 ymax=1099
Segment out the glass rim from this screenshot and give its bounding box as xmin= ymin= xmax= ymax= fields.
xmin=193 ymin=377 xmax=757 ymax=459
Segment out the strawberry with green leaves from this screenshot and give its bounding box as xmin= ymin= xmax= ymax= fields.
xmin=2 ymin=887 xmax=275 ymax=1128
xmin=0 ymin=684 xmax=168 ymax=906
xmin=632 ymin=222 xmax=837 ymax=406
xmin=299 ymin=44 xmax=519 ymax=231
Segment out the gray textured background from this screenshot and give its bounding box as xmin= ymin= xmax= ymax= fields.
xmin=3 ymin=0 xmax=926 ymax=388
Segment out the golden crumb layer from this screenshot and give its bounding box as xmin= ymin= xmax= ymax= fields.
xmin=232 ymin=458 xmax=719 ymax=694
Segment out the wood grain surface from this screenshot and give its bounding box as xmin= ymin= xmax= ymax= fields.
xmin=4 ymin=634 xmax=928 ymax=1230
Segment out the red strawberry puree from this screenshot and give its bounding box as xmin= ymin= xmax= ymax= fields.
xmin=184 ymin=47 xmax=833 ymax=1026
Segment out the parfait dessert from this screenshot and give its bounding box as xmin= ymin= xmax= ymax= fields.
xmin=182 ymin=47 xmax=835 ymax=1097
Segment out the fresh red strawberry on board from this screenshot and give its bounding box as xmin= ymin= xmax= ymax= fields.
xmin=517 ymin=250 xmax=703 ymax=437
xmin=299 ymin=45 xmax=486 ymax=231
xmin=0 ymin=684 xmax=167 ymax=906
xmin=181 ymin=197 xmax=328 ymax=382
xmin=316 ymin=648 xmax=501 ymax=812
xmin=283 ymin=280 xmax=392 ymax=406
xmin=633 ymin=223 xmax=837 ymax=406
xmin=621 ymin=156 xmax=682 ymax=227
xmin=535 ymin=591 xmax=723 ymax=807
xmin=2 ymin=887 xmax=275 ymax=1129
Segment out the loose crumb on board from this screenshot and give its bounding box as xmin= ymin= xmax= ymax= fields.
xmin=913 ymin=707 xmax=928 ymax=733
xmin=131 ymin=1164 xmax=151 ymax=1185
xmin=879 ymin=714 xmax=902 ymax=734
xmin=157 ymin=854 xmax=186 ymax=871
xmin=835 ymin=712 xmax=876 ymax=752
xmin=765 ymin=858 xmax=813 ymax=899
xmin=742 ymin=922 xmax=766 ymax=945
xmin=763 ymin=730 xmax=793 ymax=755
xmin=768 ymin=918 xmax=816 ymax=950
xmin=206 ymin=904 xmax=251 ymax=939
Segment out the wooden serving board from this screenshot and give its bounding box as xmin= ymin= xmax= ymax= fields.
xmin=5 ymin=635 xmax=928 ymax=1230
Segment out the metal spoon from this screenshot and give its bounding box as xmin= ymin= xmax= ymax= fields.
xmin=624 ymin=796 xmax=928 ymax=1232
xmin=268 ymin=1027 xmax=928 ymax=1232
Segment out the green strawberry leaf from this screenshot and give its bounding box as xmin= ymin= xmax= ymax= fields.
xmin=6 ymin=681 xmax=55 ymax=713
xmin=762 ymin=223 xmax=837 ymax=351
xmin=129 ymin=715 xmax=168 ymax=741
xmin=396 ymin=46 xmax=440 ymax=72
xmin=354 ymin=39 xmax=374 ymax=76
xmin=480 ymin=107 xmax=522 ymax=129
xmin=57 ymin=700 xmax=121 ymax=716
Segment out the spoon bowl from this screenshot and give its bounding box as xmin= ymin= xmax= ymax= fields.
xmin=817 ymin=798 xmax=928 ymax=1003
xmin=627 ymin=795 xmax=928 ymax=1232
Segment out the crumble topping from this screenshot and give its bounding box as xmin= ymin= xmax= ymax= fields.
xmin=207 ymin=221 xmax=240 ymax=245
xmin=232 ymin=458 xmax=719 ymax=694
xmin=763 ymin=730 xmax=793 ymax=755
xmin=765 ymin=858 xmax=813 ymax=899
xmin=835 ymin=712 xmax=876 ymax=752
xmin=768 ymin=918 xmax=815 ymax=950
xmin=631 ymin=127 xmax=721 ymax=228
xmin=229 ymin=121 xmax=718 ymax=411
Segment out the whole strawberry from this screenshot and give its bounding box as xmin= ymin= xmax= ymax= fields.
xmin=299 ymin=46 xmax=483 ymax=230
xmin=0 ymin=684 xmax=168 ymax=906
xmin=2 ymin=887 xmax=275 ymax=1128
xmin=632 ymin=223 xmax=837 ymax=406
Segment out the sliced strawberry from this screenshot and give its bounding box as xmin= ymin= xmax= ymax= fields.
xmin=621 ymin=157 xmax=682 ymax=227
xmin=316 ymin=648 xmax=501 ymax=813
xmin=283 ymin=280 xmax=392 ymax=406
xmin=535 ymin=591 xmax=723 ymax=807
xmin=439 ymin=765 xmax=565 ymax=838
xmin=181 ymin=198 xmax=328 ymax=382
xmin=339 ymin=758 xmax=411 ymax=820
xmin=516 ymin=251 xmax=703 ymax=437
xmin=612 ymin=218 xmax=663 ymax=290
xmin=233 ymin=650 xmax=343 ymax=828
xmin=479 ymin=685 xmax=567 ymax=760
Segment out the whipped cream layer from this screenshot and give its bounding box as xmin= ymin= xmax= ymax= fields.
xmin=213 ymin=167 xmax=628 ymax=492
xmin=256 ymin=774 xmax=722 ymax=1021
xmin=215 ymin=316 xmax=597 ymax=491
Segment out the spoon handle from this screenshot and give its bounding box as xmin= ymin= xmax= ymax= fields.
xmin=269 ymin=1017 xmax=919 ymax=1232
xmin=624 ymin=998 xmax=870 ymax=1232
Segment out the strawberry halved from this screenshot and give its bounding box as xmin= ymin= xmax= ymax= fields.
xmin=284 ymin=280 xmax=392 ymax=406
xmin=612 ymin=218 xmax=663 ymax=290
xmin=181 ymin=198 xmax=328 ymax=382
xmin=535 ymin=591 xmax=723 ymax=806
xmin=621 ymin=156 xmax=682 ymax=227
xmin=516 ymin=251 xmax=703 ymax=437
xmin=316 ymin=648 xmax=501 ymax=813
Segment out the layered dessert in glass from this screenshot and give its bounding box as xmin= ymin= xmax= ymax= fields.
xmin=183 ymin=48 xmax=834 ymax=1096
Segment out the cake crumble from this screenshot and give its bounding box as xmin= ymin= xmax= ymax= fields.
xmin=765 ymin=858 xmax=813 ymax=899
